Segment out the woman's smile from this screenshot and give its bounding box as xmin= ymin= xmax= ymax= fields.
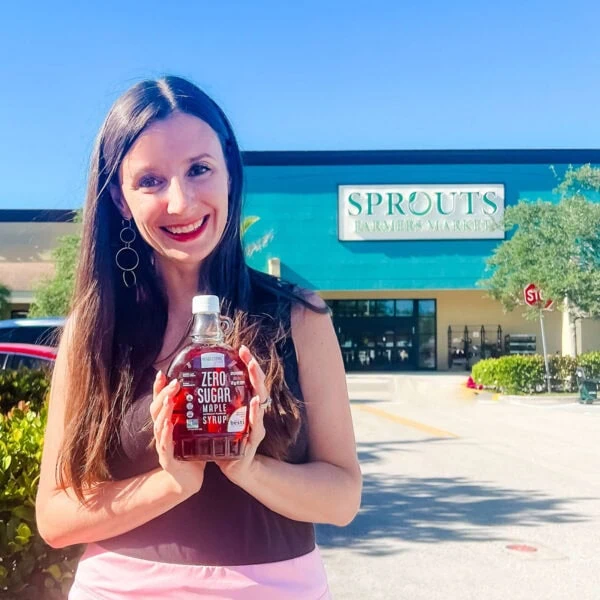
xmin=160 ymin=215 xmax=210 ymax=242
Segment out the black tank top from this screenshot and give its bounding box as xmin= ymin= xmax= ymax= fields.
xmin=99 ymin=297 xmax=315 ymax=566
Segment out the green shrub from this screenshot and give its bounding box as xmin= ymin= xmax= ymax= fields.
xmin=471 ymin=351 xmax=600 ymax=395
xmin=578 ymin=351 xmax=600 ymax=378
xmin=472 ymin=355 xmax=546 ymax=394
xmin=0 ymin=370 xmax=51 ymax=414
xmin=470 ymin=357 xmax=501 ymax=389
xmin=547 ymin=354 xmax=579 ymax=392
xmin=1 ymin=402 xmax=83 ymax=599
xmin=496 ymin=355 xmax=546 ymax=394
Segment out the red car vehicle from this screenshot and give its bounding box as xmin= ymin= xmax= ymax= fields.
xmin=0 ymin=343 xmax=57 ymax=371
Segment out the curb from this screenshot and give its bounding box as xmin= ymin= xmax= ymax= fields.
xmin=498 ymin=394 xmax=579 ymax=404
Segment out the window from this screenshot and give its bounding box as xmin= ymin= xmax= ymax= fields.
xmin=418 ymin=300 xmax=436 ymax=316
xmin=355 ymin=300 xmax=371 ymax=317
xmin=0 ymin=326 xmax=59 ymax=345
xmin=332 ymin=301 xmax=356 ymax=317
xmin=375 ymin=300 xmax=395 ymax=317
xmin=6 ymin=354 xmax=53 ymax=371
xmin=395 ymin=300 xmax=414 ymax=317
xmin=329 ymin=297 xmax=436 ymax=371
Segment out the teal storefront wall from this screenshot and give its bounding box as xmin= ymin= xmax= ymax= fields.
xmin=241 ymin=154 xmax=600 ymax=292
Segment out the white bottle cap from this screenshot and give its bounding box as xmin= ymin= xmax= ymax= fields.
xmin=192 ymin=295 xmax=220 ymax=314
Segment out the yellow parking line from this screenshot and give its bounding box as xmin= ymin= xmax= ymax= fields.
xmin=357 ymin=405 xmax=459 ymax=438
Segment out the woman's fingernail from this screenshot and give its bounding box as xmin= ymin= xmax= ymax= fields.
xmin=169 ymin=379 xmax=178 ymax=388
xmin=155 ymin=370 xmax=163 ymax=380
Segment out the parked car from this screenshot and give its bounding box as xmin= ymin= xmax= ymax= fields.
xmin=0 ymin=317 xmax=64 ymax=346
xmin=0 ymin=342 xmax=57 ymax=371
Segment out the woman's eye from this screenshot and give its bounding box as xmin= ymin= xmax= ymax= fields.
xmin=189 ymin=163 xmax=210 ymax=177
xmin=138 ymin=175 xmax=161 ymax=188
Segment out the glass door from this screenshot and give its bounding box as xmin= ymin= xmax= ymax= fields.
xmin=328 ymin=299 xmax=437 ymax=372
xmin=334 ymin=316 xmax=416 ymax=371
xmin=394 ymin=325 xmax=416 ymax=370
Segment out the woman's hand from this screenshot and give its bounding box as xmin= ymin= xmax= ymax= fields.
xmin=150 ymin=371 xmax=206 ymax=497
xmin=216 ymin=345 xmax=269 ymax=488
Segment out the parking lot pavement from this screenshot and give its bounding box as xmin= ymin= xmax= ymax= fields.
xmin=316 ymin=374 xmax=600 ymax=600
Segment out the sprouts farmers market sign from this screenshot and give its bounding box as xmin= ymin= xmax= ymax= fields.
xmin=338 ymin=184 xmax=505 ymax=241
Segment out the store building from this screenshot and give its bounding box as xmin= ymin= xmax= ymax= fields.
xmin=1 ymin=149 xmax=599 ymax=371
xmin=241 ymin=149 xmax=600 ymax=371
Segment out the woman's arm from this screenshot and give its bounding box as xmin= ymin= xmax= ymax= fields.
xmin=243 ymin=456 xmax=361 ymax=526
xmin=224 ymin=295 xmax=362 ymax=526
xmin=36 ymin=319 xmax=205 ymax=549
xmin=37 ymin=468 xmax=197 ymax=549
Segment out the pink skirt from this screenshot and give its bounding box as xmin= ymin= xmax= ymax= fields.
xmin=68 ymin=543 xmax=332 ymax=600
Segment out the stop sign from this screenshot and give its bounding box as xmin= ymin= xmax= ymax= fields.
xmin=524 ymin=283 xmax=553 ymax=309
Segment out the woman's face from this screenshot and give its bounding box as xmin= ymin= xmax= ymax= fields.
xmin=112 ymin=112 xmax=230 ymax=269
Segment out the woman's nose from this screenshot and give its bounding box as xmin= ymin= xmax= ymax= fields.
xmin=166 ymin=178 xmax=193 ymax=215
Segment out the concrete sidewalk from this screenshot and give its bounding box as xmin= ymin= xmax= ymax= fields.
xmin=346 ymin=372 xmax=470 ymax=389
xmin=346 ymin=372 xmax=585 ymax=405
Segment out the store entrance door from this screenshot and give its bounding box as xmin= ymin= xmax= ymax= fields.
xmin=328 ymin=299 xmax=437 ymax=372
xmin=336 ymin=316 xmax=417 ymax=371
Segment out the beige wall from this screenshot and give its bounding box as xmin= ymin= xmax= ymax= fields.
xmin=579 ymin=318 xmax=600 ymax=354
xmin=320 ymin=289 xmax=564 ymax=370
xmin=0 ymin=263 xmax=55 ymax=305
xmin=560 ymin=299 xmax=600 ymax=356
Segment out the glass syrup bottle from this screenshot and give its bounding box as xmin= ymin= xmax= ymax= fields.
xmin=167 ymin=295 xmax=251 ymax=461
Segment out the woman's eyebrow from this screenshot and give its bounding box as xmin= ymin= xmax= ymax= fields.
xmin=125 ymin=164 xmax=157 ymax=182
xmin=188 ymin=153 xmax=215 ymax=163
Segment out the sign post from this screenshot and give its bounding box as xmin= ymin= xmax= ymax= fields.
xmin=524 ymin=283 xmax=553 ymax=393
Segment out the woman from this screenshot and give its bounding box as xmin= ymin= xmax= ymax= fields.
xmin=35 ymin=75 xmax=362 ymax=599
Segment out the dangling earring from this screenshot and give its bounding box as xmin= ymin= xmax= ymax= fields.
xmin=115 ymin=219 xmax=139 ymax=288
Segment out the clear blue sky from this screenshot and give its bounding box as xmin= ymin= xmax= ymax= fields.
xmin=1 ymin=0 xmax=599 ymax=210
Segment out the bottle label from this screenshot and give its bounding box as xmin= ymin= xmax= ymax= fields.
xmin=173 ymin=351 xmax=250 ymax=437
xmin=227 ymin=406 xmax=248 ymax=433
xmin=173 ymin=347 xmax=252 ymax=440
xmin=201 ymin=352 xmax=225 ymax=368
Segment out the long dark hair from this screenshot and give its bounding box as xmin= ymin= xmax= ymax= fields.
xmin=57 ymin=76 xmax=326 ymax=502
